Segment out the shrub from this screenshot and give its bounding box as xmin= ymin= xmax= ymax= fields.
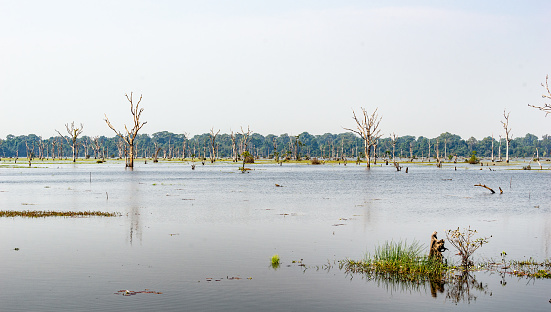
xmin=310 ymin=158 xmax=322 ymax=165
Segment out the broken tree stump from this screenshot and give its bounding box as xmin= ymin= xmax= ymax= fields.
xmin=429 ymin=231 xmax=447 ymax=262
xmin=474 ymin=184 xmax=495 ymax=194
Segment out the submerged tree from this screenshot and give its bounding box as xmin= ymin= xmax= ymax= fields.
xmin=501 ymin=110 xmax=513 ymax=163
xmin=55 ymin=122 xmax=84 ymax=162
xmin=209 ymin=127 xmax=220 ymax=163
xmin=344 ymin=107 xmax=382 ymax=168
xmin=104 ymin=92 xmax=147 ymax=168
xmin=240 ymin=126 xmax=252 ymax=172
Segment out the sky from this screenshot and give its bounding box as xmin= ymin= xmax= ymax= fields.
xmin=1 ymin=0 xmax=550 ymax=140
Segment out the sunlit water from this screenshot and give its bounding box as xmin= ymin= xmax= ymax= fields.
xmin=1 ymin=160 xmax=551 ymax=311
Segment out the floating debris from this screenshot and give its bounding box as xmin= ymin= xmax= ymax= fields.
xmin=115 ymin=289 xmax=162 ymax=296
xmin=275 ymin=184 xmax=283 ymax=187
xmin=0 ymin=210 xmax=121 ymax=218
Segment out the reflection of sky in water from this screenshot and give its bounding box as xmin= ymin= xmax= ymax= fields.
xmin=0 ymin=162 xmax=550 ymax=311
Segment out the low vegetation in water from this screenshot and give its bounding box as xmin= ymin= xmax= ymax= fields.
xmin=341 ymin=241 xmax=448 ymax=283
xmin=0 ymin=210 xmax=120 ymax=218
xmin=271 ymin=254 xmax=281 ymax=269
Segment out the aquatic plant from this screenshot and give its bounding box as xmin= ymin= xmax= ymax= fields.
xmin=445 ymin=226 xmax=491 ymax=268
xmin=0 ymin=210 xmax=121 ymax=218
xmin=271 ymin=254 xmax=281 ymax=269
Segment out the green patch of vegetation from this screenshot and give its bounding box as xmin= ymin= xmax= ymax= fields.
xmin=271 ymin=254 xmax=281 ymax=269
xmin=341 ymin=241 xmax=448 ymax=283
xmin=466 ymin=151 xmax=479 ymax=164
xmin=0 ymin=210 xmax=121 ymax=218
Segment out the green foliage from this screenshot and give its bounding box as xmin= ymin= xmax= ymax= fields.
xmin=466 ymin=151 xmax=479 ymax=164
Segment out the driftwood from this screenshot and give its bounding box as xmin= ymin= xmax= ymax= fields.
xmin=429 ymin=231 xmax=447 ymax=262
xmin=474 ymin=184 xmax=495 ymax=194
xmin=393 ymin=162 xmax=401 ymax=171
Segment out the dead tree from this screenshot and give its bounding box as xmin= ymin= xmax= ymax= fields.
xmin=181 ymin=132 xmax=188 ymax=160
xmin=56 ymin=122 xmax=83 ymax=162
xmin=391 ymin=133 xmax=397 ymax=160
xmin=92 ymin=137 xmax=101 ymax=159
xmin=528 ymin=74 xmax=551 ymax=115
xmin=240 ymin=126 xmax=252 ymax=172
xmin=344 ymin=107 xmax=382 ymax=168
xmin=209 ymin=127 xmax=220 ymax=163
xmin=491 ymin=134 xmax=495 ymax=162
xmin=230 ymin=130 xmax=238 ymax=162
xmin=501 ymin=110 xmax=512 ymax=163
xmin=104 ymin=92 xmax=147 ymax=168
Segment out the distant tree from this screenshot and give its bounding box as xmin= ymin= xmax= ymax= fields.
xmin=209 ymin=127 xmax=220 ymax=163
xmin=55 ymin=122 xmax=83 ymax=162
xmin=501 ymin=110 xmax=513 ymax=163
xmin=240 ymin=126 xmax=252 ymax=172
xmin=344 ymin=107 xmax=383 ymax=168
xmin=104 ymin=92 xmax=147 ymax=168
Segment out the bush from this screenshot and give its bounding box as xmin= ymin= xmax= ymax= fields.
xmin=310 ymin=158 xmax=322 ymax=165
xmin=466 ymin=151 xmax=479 ymax=164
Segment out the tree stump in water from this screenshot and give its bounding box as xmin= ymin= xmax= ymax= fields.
xmin=429 ymin=231 xmax=447 ymax=262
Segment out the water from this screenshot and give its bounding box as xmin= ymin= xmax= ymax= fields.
xmin=1 ymin=161 xmax=551 ymax=311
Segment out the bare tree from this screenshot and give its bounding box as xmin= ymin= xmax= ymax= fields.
xmin=209 ymin=127 xmax=220 ymax=163
xmin=529 ymin=74 xmax=551 ymax=115
xmin=230 ymin=130 xmax=238 ymax=162
xmin=501 ymin=109 xmax=512 ymax=163
xmin=56 ymin=122 xmax=83 ymax=162
xmin=344 ymin=107 xmax=383 ymax=168
xmin=240 ymin=126 xmax=253 ymax=172
xmin=390 ymin=133 xmax=397 ymax=160
xmin=181 ymin=132 xmax=189 ymax=160
xmin=104 ymin=92 xmax=147 ymax=168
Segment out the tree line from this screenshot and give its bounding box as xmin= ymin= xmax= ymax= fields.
xmin=1 ymin=131 xmax=550 ymax=161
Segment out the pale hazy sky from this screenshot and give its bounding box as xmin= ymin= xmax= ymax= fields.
xmin=1 ymin=0 xmax=550 ymax=139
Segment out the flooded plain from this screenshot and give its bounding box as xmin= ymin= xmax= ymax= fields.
xmin=1 ymin=160 xmax=551 ymax=311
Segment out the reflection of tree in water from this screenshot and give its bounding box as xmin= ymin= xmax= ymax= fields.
xmin=444 ymin=270 xmax=490 ymax=304
xmin=341 ymin=263 xmax=490 ymax=304
xmin=127 ymin=174 xmax=143 ymax=245
xmin=128 ymin=204 xmax=142 ymax=245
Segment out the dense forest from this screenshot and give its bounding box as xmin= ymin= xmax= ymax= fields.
xmin=1 ymin=131 xmax=550 ymax=161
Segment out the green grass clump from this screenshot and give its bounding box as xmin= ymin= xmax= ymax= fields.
xmin=0 ymin=210 xmax=121 ymax=218
xmin=271 ymin=254 xmax=281 ymax=268
xmin=341 ymin=240 xmax=448 ymax=283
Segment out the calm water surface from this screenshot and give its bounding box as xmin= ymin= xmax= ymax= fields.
xmin=1 ymin=161 xmax=550 ymax=311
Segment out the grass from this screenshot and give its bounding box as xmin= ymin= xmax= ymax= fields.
xmin=0 ymin=210 xmax=121 ymax=218
xmin=341 ymin=241 xmax=449 ymax=283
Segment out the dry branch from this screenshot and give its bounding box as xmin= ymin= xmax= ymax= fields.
xmin=474 ymin=184 xmax=495 ymax=194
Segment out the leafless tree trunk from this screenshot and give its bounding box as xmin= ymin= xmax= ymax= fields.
xmin=182 ymin=132 xmax=188 ymax=160
xmin=343 ymin=107 xmax=383 ymax=168
xmin=491 ymin=134 xmax=495 ymax=162
xmin=208 ymin=128 xmax=220 ymax=163
xmin=104 ymin=92 xmax=147 ymax=168
xmin=56 ymin=122 xmax=83 ymax=162
xmin=92 ymin=137 xmax=101 ymax=159
xmin=391 ymin=133 xmax=397 ymax=160
xmin=501 ymin=109 xmax=512 ymax=163
xmin=498 ymin=135 xmax=502 ymax=161
xmin=427 ymin=139 xmax=431 ymax=160
xmin=240 ymin=126 xmax=252 ymax=172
